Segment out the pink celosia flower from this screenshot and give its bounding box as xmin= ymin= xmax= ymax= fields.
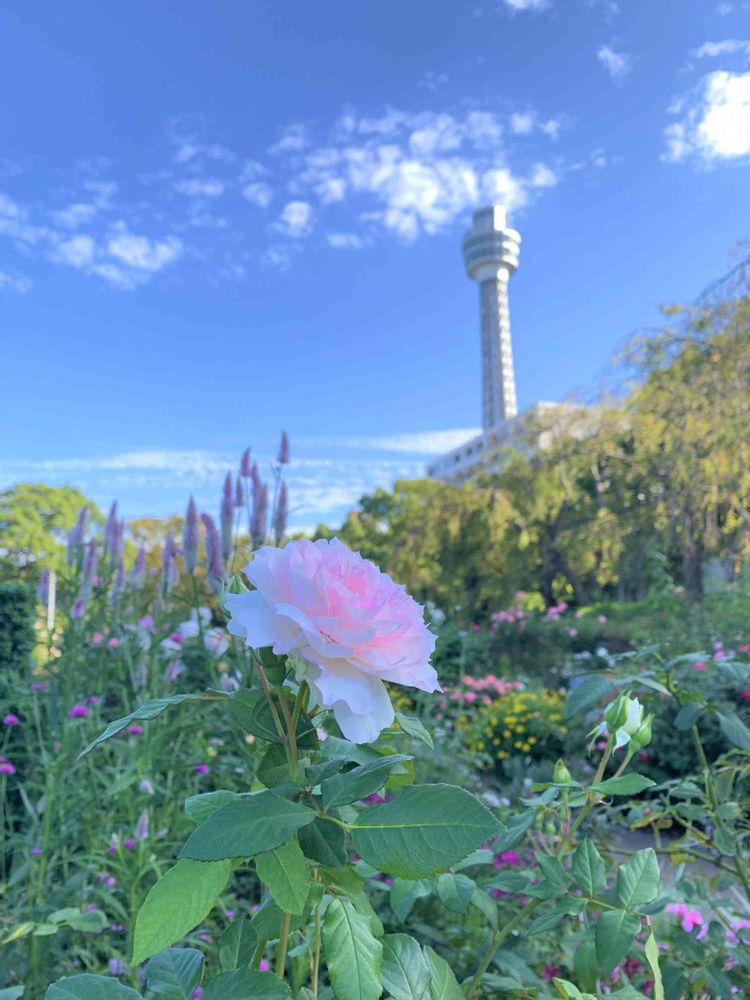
xmin=68 ymin=704 xmax=90 ymax=719
xmin=225 ymin=539 xmax=439 ymax=742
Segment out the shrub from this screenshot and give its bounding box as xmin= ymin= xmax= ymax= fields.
xmin=0 ymin=582 xmax=34 ymax=672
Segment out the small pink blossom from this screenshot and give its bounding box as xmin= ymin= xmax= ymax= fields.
xmin=3 ymin=714 xmax=20 ymax=726
xmin=0 ymin=762 xmax=16 ymax=776
xmin=193 ymin=763 xmax=210 ymax=775
xmin=138 ymin=615 xmax=156 ymax=633
xmin=128 ymin=724 xmax=144 ymax=736
xmin=123 ymin=838 xmax=136 ymax=850
xmin=87 ymin=695 xmax=100 ymax=706
xmin=740 ymin=689 xmax=750 ymax=702
xmin=567 ymin=627 xmax=578 ymax=637
xmin=68 ymin=703 xmax=90 ymax=719
xmin=91 ymin=632 xmax=105 ymax=646
xmin=31 ymin=682 xmax=44 ymax=691
xmin=597 ymin=614 xmax=607 ymax=624
xmin=259 ymin=959 xmax=270 ymax=972
xmin=108 ymin=637 xmax=120 ymax=649
xmin=692 ymin=661 xmax=708 ymax=672
xmin=738 ymin=643 xmax=750 ymax=654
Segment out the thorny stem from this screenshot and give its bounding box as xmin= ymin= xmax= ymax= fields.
xmin=253 ymin=657 xmax=286 ymax=743
xmin=465 ymin=737 xmax=616 ymax=995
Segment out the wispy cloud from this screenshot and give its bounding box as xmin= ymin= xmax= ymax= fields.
xmin=664 ymin=71 xmax=750 ymax=163
xmin=597 ymin=45 xmax=631 ymax=83
xmin=503 ymin=0 xmax=551 ymax=11
xmin=0 ymin=268 xmax=31 ymax=293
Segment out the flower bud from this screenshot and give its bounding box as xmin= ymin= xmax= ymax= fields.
xmin=225 ymin=573 xmax=249 ymax=595
xmin=604 ymin=693 xmax=628 ymax=732
xmin=630 ymin=713 xmax=653 ymax=751
xmin=621 ymin=696 xmax=644 ymax=736
xmin=553 ymin=759 xmax=572 ymax=784
xmin=257 ymin=646 xmax=287 ymax=685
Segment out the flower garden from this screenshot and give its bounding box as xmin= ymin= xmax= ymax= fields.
xmin=1 ymin=428 xmax=749 ymax=1000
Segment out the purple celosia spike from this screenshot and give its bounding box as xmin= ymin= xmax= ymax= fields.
xmin=112 ymin=519 xmax=125 ymax=562
xmin=103 ymin=501 xmax=118 ymax=557
xmin=67 ymin=505 xmax=89 ymax=564
xmin=251 ymin=482 xmax=269 ymax=546
xmin=183 ymin=496 xmax=199 ymax=574
xmin=220 ymin=473 xmax=234 ymax=562
xmin=134 ymin=808 xmax=150 ymax=842
xmin=274 ymin=481 xmax=289 ymax=543
xmin=37 ymin=567 xmax=50 ymax=607
xmin=129 ymin=546 xmax=146 ymax=589
xmin=235 ymin=476 xmax=244 ymax=508
xmin=161 ymin=532 xmax=179 ymax=594
xmin=201 ymin=512 xmax=225 ymax=583
xmin=80 ymin=540 xmax=99 ymax=597
xmin=109 ymin=560 xmax=125 ymax=604
xmin=278 ymin=431 xmax=290 ymax=465
xmin=240 ymin=447 xmax=252 ymax=478
xmin=71 ymin=596 xmax=87 ymax=620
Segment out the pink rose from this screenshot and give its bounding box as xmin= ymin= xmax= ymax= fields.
xmin=225 ymin=539 xmax=439 ymax=743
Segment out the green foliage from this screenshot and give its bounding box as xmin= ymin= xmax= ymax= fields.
xmin=145 ymin=949 xmax=204 ymax=999
xmin=255 ymin=838 xmax=310 ymax=914
xmin=0 ymin=582 xmax=34 ymax=672
xmin=323 ymin=897 xmax=383 ymax=1000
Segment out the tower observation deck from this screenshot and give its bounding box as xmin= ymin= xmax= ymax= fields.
xmin=462 ymin=205 xmax=521 ymax=431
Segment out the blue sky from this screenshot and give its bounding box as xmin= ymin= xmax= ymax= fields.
xmin=2 ymin=0 xmax=749 ymax=531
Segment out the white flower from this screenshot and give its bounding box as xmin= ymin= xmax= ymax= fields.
xmin=204 ymin=627 xmax=229 ymax=657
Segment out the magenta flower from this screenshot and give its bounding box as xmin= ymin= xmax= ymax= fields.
xmin=31 ymin=682 xmax=44 ymax=691
xmin=123 ymin=838 xmax=136 ymax=850
xmin=138 ymin=615 xmax=155 ymax=633
xmin=92 ymin=632 xmax=105 ymax=645
xmin=31 ymin=845 xmax=41 ymax=856
xmin=693 ymin=661 xmax=708 ymax=672
xmin=3 ymin=714 xmax=20 ymax=726
xmin=740 ymin=689 xmax=750 ymax=702
xmin=128 ymin=724 xmax=144 ymax=736
xmin=739 ymin=643 xmax=750 ymax=654
xmin=201 ymin=513 xmax=225 ymax=584
xmin=192 ymin=990 xmax=204 ymax=1000
xmin=86 ymin=695 xmax=101 ymax=706
xmin=68 ymin=703 xmax=90 ymax=719
xmin=0 ymin=762 xmax=16 ymax=775
xmin=107 ymin=637 xmax=120 ymax=649
xmin=259 ymin=959 xmax=270 ymax=972
xmin=193 ymin=763 xmax=210 ymax=775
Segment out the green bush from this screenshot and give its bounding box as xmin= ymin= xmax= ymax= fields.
xmin=0 ymin=582 xmax=35 ymax=673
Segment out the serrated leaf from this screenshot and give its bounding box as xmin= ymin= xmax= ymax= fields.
xmin=645 ymin=929 xmax=665 ymax=1000
xmin=492 ymin=810 xmax=535 ymax=852
xmin=470 ymin=887 xmax=498 ymax=929
xmin=146 ymin=949 xmax=203 ymax=998
xmin=219 ymin=919 xmax=257 ymax=971
xmin=423 ymin=946 xmax=462 ymax=1000
xmin=616 ymin=849 xmax=660 ymax=908
xmin=436 ymin=873 xmax=474 ymax=913
xmin=256 ymin=745 xmax=291 ymax=788
xmin=590 ymin=774 xmax=655 ymax=796
xmin=395 ymin=712 xmax=434 ymax=749
xmin=131 ymin=859 xmax=231 ymax=965
xmin=185 ymin=790 xmax=242 ymax=825
xmin=572 ymin=839 xmax=605 ymax=897
xmin=528 ymin=898 xmax=585 ymax=935
xmin=718 ymin=712 xmax=750 ymax=752
xmin=389 ymin=878 xmax=433 ymax=922
xmin=485 ymin=871 xmax=531 ymax=893
xmin=227 ymin=689 xmax=317 ymax=748
xmin=535 ymin=853 xmax=569 ymax=886
xmin=566 ymin=676 xmax=615 ymax=718
xmin=45 ymin=976 xmax=142 ymax=999
xmin=381 ymin=934 xmax=432 ymax=1000
xmin=201 ymin=969 xmax=291 ymax=1000
xmin=79 ymin=693 xmax=224 ymax=757
xmin=323 ymin=897 xmax=383 ymax=1000
xmin=180 ymin=792 xmax=315 ymax=862
xmin=255 ymin=838 xmax=310 ymax=915
xmin=350 ymin=784 xmax=499 ymax=878
xmin=321 ymin=755 xmax=412 ymax=810
xmin=674 ymin=703 xmax=703 ymax=730
xmin=298 ymin=816 xmax=348 ymax=867
xmin=595 ymin=910 xmax=641 ymax=976
xmin=318 ymin=736 xmax=381 ymax=765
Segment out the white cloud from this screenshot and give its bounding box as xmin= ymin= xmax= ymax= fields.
xmin=510 ymin=112 xmax=535 ymax=135
xmin=277 ymin=200 xmax=313 ymax=238
xmin=242 ymin=181 xmax=273 ymax=207
xmin=503 ymin=0 xmax=551 ymax=10
xmin=0 ymin=268 xmax=31 ymax=293
xmin=106 ymin=229 xmax=183 ymax=272
xmin=664 ymin=70 xmax=750 ymax=162
xmin=694 ymin=39 xmax=750 ymax=59
xmin=597 ymin=45 xmax=631 ymax=82
xmin=270 ymin=123 xmax=309 ymax=154
xmin=530 ymin=163 xmax=558 ymax=188
xmin=53 ymin=234 xmax=96 ymax=269
xmin=326 ymin=232 xmax=365 ymax=249
xmin=420 ymin=70 xmax=449 ymax=92
xmin=52 ymin=203 xmax=99 ymax=228
xmin=174 ymin=178 xmax=225 ymax=197
xmin=303 ymin=429 xmax=481 ymax=455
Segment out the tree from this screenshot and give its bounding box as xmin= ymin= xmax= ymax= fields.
xmin=0 ymin=483 xmax=98 ymax=580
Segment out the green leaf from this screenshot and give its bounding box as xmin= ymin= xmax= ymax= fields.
xmin=566 ymin=676 xmax=615 ymax=718
xmin=590 ymin=774 xmax=655 ymax=796
xmin=323 ymin=897 xmax=383 ymax=1000
xmin=616 ymin=849 xmax=660 ymax=908
xmin=718 ymin=712 xmax=750 ymax=752
xmin=572 ymin=939 xmax=599 ymax=993
xmin=201 ymin=969 xmax=291 ymax=1000
xmin=297 ymin=816 xmax=347 ymax=867
xmin=180 ymin=792 xmax=315 ymax=862
xmin=219 ymin=919 xmax=257 ymax=971
xmin=395 ymin=712 xmax=434 ymax=749
xmin=535 ymin=853 xmax=569 ymax=886
xmin=470 ymin=887 xmax=498 ymax=930
xmin=381 ymin=934 xmax=432 ymax=1000
xmin=227 ymin=689 xmax=317 ymax=748
xmin=0 ymin=988 xmax=25 ymax=1000
xmin=255 ymin=838 xmax=310 ymax=915
xmin=322 ymin=867 xmax=383 ymax=937
xmin=45 ymin=976 xmax=142 ymax=999
xmin=319 ymin=736 xmax=381 ymax=765
xmin=486 ymin=871 xmax=531 ymax=893
xmin=256 ymin=745 xmax=291 ymax=788
xmin=146 ymin=949 xmax=203 ymax=999
xmin=552 ymin=979 xmax=596 ymax=1000
xmin=436 ymin=873 xmax=474 ymax=913
xmin=493 ymin=810 xmax=535 ymax=852
xmin=131 ymin=859 xmax=231 ymax=965
xmin=320 ymin=755 xmax=412 ymax=810
xmin=528 ymin=898 xmax=585 ymax=935
xmin=66 ymin=910 xmax=108 ymax=932
xmin=389 ymin=878 xmax=433 ymax=922
xmin=595 ymin=910 xmax=641 ymax=976
xmin=79 ymin=693 xmax=224 ymax=757
xmin=423 ymin=946 xmax=462 ymax=1000
xmin=184 ymin=791 xmax=241 ymax=824
xmin=350 ymin=784 xmax=500 ymax=878
xmin=674 ymin=703 xmax=703 ymax=730
xmin=645 ymin=929 xmax=665 ymax=1000
xmin=572 ymin=839 xmax=605 ymax=897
